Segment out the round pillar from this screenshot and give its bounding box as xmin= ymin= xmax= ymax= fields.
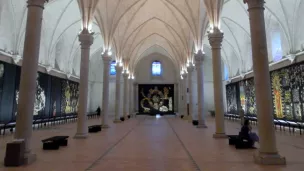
xmin=123 ymin=72 xmax=129 ymax=119
xmin=208 ymin=29 xmax=227 ymax=138
xmin=12 ymin=0 xmax=47 ymax=164
xmin=114 ymin=65 xmax=123 ymax=123
xmin=101 ymin=52 xmax=112 ymax=128
xmin=195 ymin=50 xmax=207 ymax=128
xmin=187 ymin=65 xmax=195 ymax=122
xmin=74 ymin=30 xmax=94 ymax=139
xmin=244 ymin=0 xmax=286 ymax=165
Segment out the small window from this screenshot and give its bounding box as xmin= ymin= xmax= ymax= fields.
xmin=152 ymin=61 xmax=161 ymax=76
xmin=110 ymin=61 xmax=116 ymax=75
xmin=224 ymin=64 xmax=229 ymax=81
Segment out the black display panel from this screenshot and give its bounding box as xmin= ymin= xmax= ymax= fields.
xmin=138 ymin=84 xmax=174 ymax=115
xmin=0 ymin=61 xmax=79 ymax=122
xmin=226 ymin=83 xmax=238 ymax=114
xmin=61 ymin=80 xmax=79 ymax=114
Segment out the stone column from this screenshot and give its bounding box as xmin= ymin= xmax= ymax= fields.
xmin=208 ymin=29 xmax=227 ymax=138
xmin=129 ymin=78 xmax=134 ymax=117
xmin=74 ymin=30 xmax=93 ymax=139
xmin=178 ymin=79 xmax=183 ymax=116
xmin=123 ymin=72 xmax=129 ymax=119
xmin=244 ymin=0 xmax=285 ymax=165
xmin=181 ymin=73 xmax=188 ymax=119
xmin=187 ymin=65 xmax=195 ymax=122
xmin=101 ymin=52 xmax=112 ymax=128
xmin=195 ymin=50 xmax=207 ymax=128
xmin=12 ymin=0 xmax=47 ymax=164
xmin=114 ymin=65 xmax=123 ymax=123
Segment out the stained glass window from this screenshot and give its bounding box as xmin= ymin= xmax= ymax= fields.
xmin=152 ymin=61 xmax=161 ymax=76
xmin=110 ymin=61 xmax=116 ymax=75
xmin=224 ymin=64 xmax=229 ymax=81
xmin=271 ymin=31 xmax=283 ymax=62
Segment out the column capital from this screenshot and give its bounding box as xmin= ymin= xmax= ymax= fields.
xmin=244 ymin=0 xmax=265 ymax=10
xmin=27 ymin=0 xmax=48 ymax=8
xmin=187 ymin=65 xmax=195 ymax=73
xmin=79 ymin=30 xmax=94 ymax=48
xmin=208 ymin=29 xmax=224 ymax=49
xmin=182 ymin=72 xmax=187 ymax=79
xmin=194 ymin=50 xmax=205 ymax=66
xmin=122 ymin=72 xmax=129 ymax=79
xmin=115 ymin=65 xmax=123 ymax=74
xmin=102 ymin=53 xmax=112 ymax=65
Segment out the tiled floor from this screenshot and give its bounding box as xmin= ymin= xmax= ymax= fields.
xmin=0 ymin=116 xmax=304 ymax=171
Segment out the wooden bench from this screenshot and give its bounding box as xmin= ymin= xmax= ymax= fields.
xmin=42 ymin=136 xmax=69 ymax=150
xmin=88 ymin=125 xmax=101 ymax=133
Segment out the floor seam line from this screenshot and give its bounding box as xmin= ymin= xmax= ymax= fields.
xmin=165 ymin=117 xmax=201 ymax=171
xmin=85 ymin=117 xmax=146 ymax=171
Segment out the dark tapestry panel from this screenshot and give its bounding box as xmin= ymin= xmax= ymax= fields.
xmin=138 ymin=84 xmax=174 ymax=115
xmin=50 ymin=77 xmax=62 ymax=116
xmin=241 ymin=78 xmax=256 ymax=116
xmin=13 ymin=71 xmax=50 ymax=119
xmin=61 ymin=80 xmax=79 ymax=114
xmin=226 ymin=83 xmax=238 ymax=114
xmin=271 ymin=64 xmax=304 ymax=121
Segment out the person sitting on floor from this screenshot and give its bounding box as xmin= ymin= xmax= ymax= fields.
xmin=239 ymin=119 xmax=259 ymax=147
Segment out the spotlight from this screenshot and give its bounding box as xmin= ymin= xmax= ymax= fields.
xmin=107 ymin=51 xmax=112 ymax=56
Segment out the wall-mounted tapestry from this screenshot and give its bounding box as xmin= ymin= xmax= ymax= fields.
xmin=226 ymin=61 xmax=304 ymax=122
xmin=138 ymin=84 xmax=174 ymax=114
xmin=61 ymin=80 xmax=79 ymax=114
xmin=271 ymin=64 xmax=304 ymax=121
xmin=226 ymin=83 xmax=238 ymax=114
xmin=243 ymin=78 xmax=256 ymax=116
xmin=0 ymin=61 xmax=80 ymax=122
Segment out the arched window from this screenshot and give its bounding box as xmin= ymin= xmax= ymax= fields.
xmin=152 ymin=61 xmax=162 ymax=76
xmin=224 ymin=64 xmax=229 ymax=81
xmin=110 ymin=61 xmax=116 ymax=75
xmin=271 ymin=31 xmax=283 ymax=62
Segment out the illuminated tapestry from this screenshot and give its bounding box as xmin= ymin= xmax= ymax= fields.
xmin=138 ymin=84 xmax=174 ymax=114
xmin=61 ymin=80 xmax=79 ymax=114
xmin=242 ymin=78 xmax=256 ymax=116
xmin=15 ymin=73 xmax=46 ymax=116
xmin=226 ymin=83 xmax=238 ymax=114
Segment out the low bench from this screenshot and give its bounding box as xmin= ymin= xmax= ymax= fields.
xmin=42 ymin=136 xmax=69 ymax=150
xmin=88 ymin=125 xmax=101 ymax=133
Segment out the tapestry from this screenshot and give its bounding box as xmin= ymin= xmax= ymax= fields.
xmin=242 ymin=78 xmax=256 ymax=116
xmin=50 ymin=77 xmax=62 ymax=116
xmin=271 ymin=64 xmax=304 ymax=120
xmin=226 ymin=83 xmax=238 ymax=114
xmin=61 ymin=80 xmax=79 ymax=114
xmin=138 ymin=84 xmax=174 ymax=114
xmin=14 ymin=72 xmax=47 ymax=117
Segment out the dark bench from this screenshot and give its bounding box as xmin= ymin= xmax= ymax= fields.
xmin=88 ymin=125 xmax=101 ymax=133
xmin=41 ymin=136 xmax=69 ymax=150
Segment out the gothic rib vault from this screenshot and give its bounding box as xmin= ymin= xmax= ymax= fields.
xmin=0 ymin=0 xmax=304 ymax=79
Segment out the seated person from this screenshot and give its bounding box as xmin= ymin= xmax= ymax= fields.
xmin=239 ymin=120 xmax=259 ymax=147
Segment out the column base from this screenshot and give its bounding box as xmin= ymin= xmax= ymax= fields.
xmin=197 ymin=124 xmax=208 ymax=128
xmin=213 ymin=133 xmax=228 ymax=139
xmin=197 ymin=120 xmax=207 ymax=128
xmin=102 ymin=124 xmax=110 ymax=129
xmin=23 ymin=152 xmax=36 ymax=165
xmin=113 ymin=119 xmax=122 ymax=123
xmin=74 ymin=133 xmax=88 ymax=139
xmin=254 ymin=152 xmax=286 ymax=165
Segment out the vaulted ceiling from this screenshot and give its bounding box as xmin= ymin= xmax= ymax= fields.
xmin=0 ymin=0 xmax=304 ymax=79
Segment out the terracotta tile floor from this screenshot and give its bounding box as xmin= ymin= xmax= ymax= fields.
xmin=0 ymin=116 xmax=304 ymax=171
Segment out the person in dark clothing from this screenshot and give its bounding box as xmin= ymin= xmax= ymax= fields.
xmin=96 ymin=106 xmax=101 ymax=116
xmin=239 ymin=119 xmax=254 ymax=147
